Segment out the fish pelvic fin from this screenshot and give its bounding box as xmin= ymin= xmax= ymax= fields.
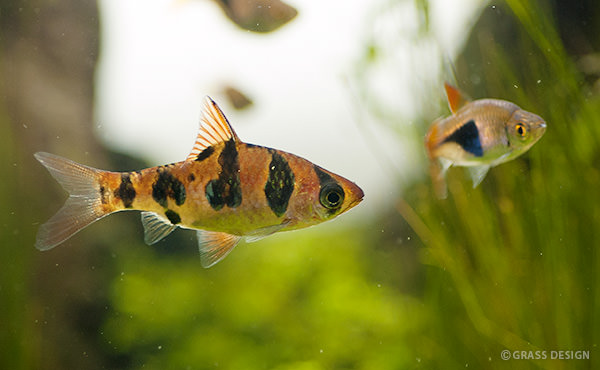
xmin=197 ymin=230 xmax=242 ymax=268
xmin=245 ymin=221 xmax=290 ymax=243
xmin=34 ymin=152 xmax=109 ymax=251
xmin=186 ymin=96 xmax=240 ymax=161
xmin=468 ymin=165 xmax=491 ymax=188
xmin=444 ymin=82 xmax=470 ymax=114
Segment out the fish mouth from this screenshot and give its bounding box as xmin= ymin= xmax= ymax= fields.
xmin=346 ymin=185 xmax=364 ymax=210
xmin=537 ymin=121 xmax=547 ymax=137
xmin=348 ymin=197 xmax=363 ymax=209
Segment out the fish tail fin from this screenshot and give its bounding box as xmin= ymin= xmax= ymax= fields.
xmin=424 ymin=117 xmax=443 ymax=159
xmin=429 ymin=159 xmax=448 ymax=199
xmin=34 ymin=152 xmax=109 ymax=250
xmin=425 ymin=119 xmax=449 ymax=198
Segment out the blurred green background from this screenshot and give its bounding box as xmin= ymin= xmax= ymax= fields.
xmin=1 ymin=0 xmax=599 ymax=369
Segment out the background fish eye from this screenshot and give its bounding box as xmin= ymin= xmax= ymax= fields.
xmin=515 ymin=122 xmax=528 ymax=138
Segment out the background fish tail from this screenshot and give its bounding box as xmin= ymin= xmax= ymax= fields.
xmin=425 ymin=124 xmax=449 ymax=198
xmin=429 ymin=160 xmax=448 ymax=199
xmin=424 ymin=119 xmax=441 ymax=158
xmin=34 ymin=152 xmax=109 ymax=250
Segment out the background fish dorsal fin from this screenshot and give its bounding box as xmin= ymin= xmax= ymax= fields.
xmin=444 ymin=82 xmax=470 ymax=114
xmin=186 ymin=96 xmax=240 ymax=161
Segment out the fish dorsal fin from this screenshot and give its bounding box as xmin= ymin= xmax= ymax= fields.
xmin=141 ymin=211 xmax=177 ymax=245
xmin=186 ymin=96 xmax=240 ymax=161
xmin=444 ymin=82 xmax=470 ymax=114
xmin=197 ymin=230 xmax=242 ymax=268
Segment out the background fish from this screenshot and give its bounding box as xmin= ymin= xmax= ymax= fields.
xmin=425 ymin=83 xmax=546 ymax=198
xmin=35 ymin=98 xmax=363 ymax=267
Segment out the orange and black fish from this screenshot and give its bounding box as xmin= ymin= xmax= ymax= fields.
xmin=425 ymin=83 xmax=546 ymax=198
xmin=35 ymin=98 xmax=364 ymax=267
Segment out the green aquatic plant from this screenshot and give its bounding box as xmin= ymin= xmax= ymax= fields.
xmin=3 ymin=1 xmax=597 ymax=369
xmin=391 ymin=1 xmax=600 ymax=368
xmin=100 ymin=1 xmax=600 ymax=369
xmin=103 ymin=231 xmax=427 ymax=370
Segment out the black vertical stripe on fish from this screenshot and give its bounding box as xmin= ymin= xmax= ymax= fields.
xmin=205 ymin=181 xmax=224 ymax=210
xmin=196 ymin=146 xmax=215 ymax=162
xmin=99 ymin=185 xmax=108 ymax=205
xmin=115 ymin=173 xmax=136 ymax=208
xmin=206 ymin=139 xmax=242 ymax=210
xmin=244 ymin=143 xmax=260 ymax=149
xmin=314 ymin=166 xmax=334 ymax=187
xmin=165 ymin=209 xmax=181 ymax=224
xmin=264 ymin=151 xmax=295 ymax=217
xmin=152 ymin=169 xmax=187 ymax=208
xmin=442 ymin=120 xmax=483 ymax=157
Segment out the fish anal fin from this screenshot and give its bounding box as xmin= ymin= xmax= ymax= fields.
xmin=34 ymin=152 xmax=108 ymax=250
xmin=245 ymin=221 xmax=290 ymax=243
xmin=468 ymin=165 xmax=491 ymax=188
xmin=141 ymin=211 xmax=177 ymax=245
xmin=186 ymin=96 xmax=239 ymax=161
xmin=444 ymin=82 xmax=470 ymax=114
xmin=197 ymin=230 xmax=242 ymax=268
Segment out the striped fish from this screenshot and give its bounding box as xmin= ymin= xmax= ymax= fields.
xmin=425 ymin=83 xmax=546 ymax=198
xmin=35 ymin=98 xmax=364 ymax=267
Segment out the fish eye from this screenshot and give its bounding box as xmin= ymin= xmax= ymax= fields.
xmin=319 ymin=183 xmax=344 ymax=210
xmin=515 ymin=123 xmax=528 ymax=138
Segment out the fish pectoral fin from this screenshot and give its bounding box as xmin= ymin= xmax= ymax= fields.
xmin=197 ymin=230 xmax=242 ymax=268
xmin=245 ymin=221 xmax=290 ymax=243
xmin=186 ymin=96 xmax=240 ymax=161
xmin=468 ymin=165 xmax=491 ymax=188
xmin=141 ymin=212 xmax=177 ymax=245
xmin=439 ymin=158 xmax=453 ymax=174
